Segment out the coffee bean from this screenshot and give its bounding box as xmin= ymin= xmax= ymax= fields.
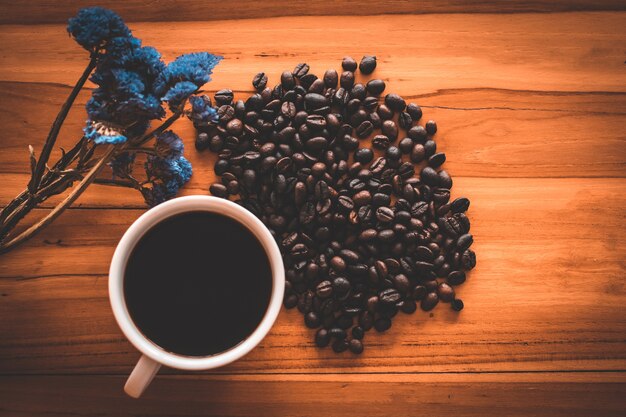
xmin=348 ymin=339 xmax=364 ymax=354
xmin=451 ymin=197 xmax=470 ymax=213
xmin=439 ymin=170 xmax=453 ymax=189
xmin=398 ymin=137 xmax=413 ymax=154
xmin=305 ymin=93 xmax=329 ymax=111
xmin=340 ymin=71 xmax=355 ymax=89
xmin=451 ymin=298 xmax=464 ymax=312
xmin=426 ymin=120 xmax=437 ymax=135
xmin=408 ymin=125 xmax=427 ymax=143
xmin=209 ymin=183 xmax=228 ymax=198
xmin=461 ymin=249 xmax=476 ymax=270
xmin=252 ymin=72 xmax=268 ymax=90
xmin=381 ymin=120 xmax=398 ymax=141
xmin=359 ymin=55 xmax=377 ymax=74
xmin=356 ymin=121 xmax=374 ymax=138
xmin=315 ymin=328 xmax=331 ymax=347
xmin=342 ymin=56 xmax=357 ymax=71
xmin=373 ymin=135 xmax=391 ymax=150
xmin=437 ymin=282 xmax=455 ymax=302
xmin=376 ymin=206 xmax=395 ymax=222
xmin=428 ymin=152 xmax=446 ymax=168
xmin=195 ymin=132 xmax=210 ymax=151
xmin=355 ymin=148 xmax=374 ymax=164
xmin=410 ymin=144 xmax=426 ymax=163
xmin=374 ymin=317 xmax=392 ymax=332
xmin=377 ymin=104 xmax=393 ymax=120
xmin=385 ymin=93 xmax=406 ymax=112
xmin=305 ymin=311 xmax=321 ymax=328
xmin=316 ymin=280 xmax=333 ymax=298
xmin=366 ymin=79 xmax=386 ymax=96
xmin=398 ymin=111 xmax=412 ymax=130
xmin=447 ymin=268 xmax=466 ymax=285
xmin=456 ymin=234 xmax=473 ymax=251
xmin=406 ymin=103 xmax=423 ymax=121
xmin=293 ymin=62 xmax=310 ymax=78
xmin=421 ymin=292 xmax=439 ymax=311
xmin=215 ymin=89 xmax=234 ymax=105
xmin=332 ymin=339 xmax=349 ymax=353
xmin=323 ymin=69 xmax=339 ymax=88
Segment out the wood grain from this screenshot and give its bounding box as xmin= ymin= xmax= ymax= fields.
xmin=1 ymin=373 xmax=626 ymax=417
xmin=1 ymin=178 xmax=624 ymax=374
xmin=1 ymin=0 xmax=624 ymax=24
xmin=0 ymin=9 xmax=625 ymax=415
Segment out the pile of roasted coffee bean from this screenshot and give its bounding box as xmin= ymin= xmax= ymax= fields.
xmin=194 ymin=56 xmax=476 ymax=354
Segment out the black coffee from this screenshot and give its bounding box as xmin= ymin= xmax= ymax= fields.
xmin=124 ymin=211 xmax=272 ymax=356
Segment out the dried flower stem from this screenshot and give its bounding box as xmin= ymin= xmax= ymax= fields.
xmin=28 ymin=57 xmax=97 ymax=193
xmin=0 ymin=145 xmax=116 ymax=254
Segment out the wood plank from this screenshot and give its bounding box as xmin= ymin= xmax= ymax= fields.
xmin=1 ymin=373 xmax=625 ymax=417
xmin=1 ymin=14 xmax=625 ymax=92
xmin=0 ymin=83 xmax=624 ymax=186
xmin=1 ymin=1 xmax=625 ymax=25
xmin=1 ymin=178 xmax=624 ymax=374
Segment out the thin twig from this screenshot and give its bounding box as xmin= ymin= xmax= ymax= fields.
xmin=29 ymin=57 xmax=96 ymax=193
xmin=94 ymin=178 xmax=140 ymax=189
xmin=0 ymin=145 xmax=116 ymax=254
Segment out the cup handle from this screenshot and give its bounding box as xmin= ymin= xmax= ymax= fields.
xmin=124 ymin=354 xmax=161 ymax=398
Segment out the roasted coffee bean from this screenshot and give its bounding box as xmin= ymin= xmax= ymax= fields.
xmin=381 ymin=120 xmax=398 ymax=141
xmin=342 ymin=56 xmax=358 ymax=71
xmin=293 ymin=62 xmax=310 ymax=78
xmin=398 ymin=112 xmax=412 ymax=130
xmin=340 ymin=71 xmax=355 ymax=89
xmin=305 ymin=311 xmax=321 ymax=328
xmin=359 ymin=55 xmax=377 ymax=74
xmin=456 ymin=234 xmax=473 ymax=251
xmin=372 ymin=135 xmax=391 ymax=150
xmin=356 ymin=120 xmax=374 ymax=138
xmin=252 ymin=72 xmax=268 ymax=90
xmin=195 ymin=132 xmax=210 ymax=151
xmin=385 ymin=93 xmax=406 ymax=112
xmin=421 ymin=292 xmax=439 ymax=311
xmin=451 ymin=197 xmax=470 ymax=213
xmin=420 ymin=167 xmax=440 ymax=186
xmin=461 ymin=249 xmax=476 ymax=270
xmin=349 ymin=339 xmax=364 ymax=354
xmin=374 ymin=317 xmax=392 ymax=332
xmin=281 ymin=70 xmax=296 ymax=90
xmin=305 ymin=93 xmax=329 ymax=111
xmin=315 ymin=328 xmax=331 ymax=347
xmin=408 ymin=125 xmax=427 ymax=143
xmin=406 ymin=103 xmax=423 ymax=121
xmin=376 ymin=206 xmax=395 ymax=222
xmin=399 ymin=137 xmax=413 ymax=154
xmin=316 ymin=280 xmax=333 ymax=298
xmin=410 ymin=144 xmax=426 ymax=163
xmin=351 ymin=83 xmax=367 ymax=100
xmin=428 ymin=152 xmax=446 ymax=168
xmin=400 ymin=299 xmax=417 ymax=314
xmin=355 ymin=148 xmax=374 ymax=164
xmin=448 ymin=270 xmax=467 ymax=285
xmin=439 ymin=170 xmax=453 ymax=189
xmin=437 ymin=282 xmax=455 ymax=302
xmin=332 ymin=339 xmax=349 ymax=353
xmin=215 ymin=89 xmax=234 ymax=105
xmin=377 ymin=104 xmax=393 ymax=120
xmin=366 ymin=79 xmax=386 ymax=96
xmin=209 ymin=182 xmax=228 ymax=198
xmin=321 ymin=69 xmax=338 ymax=89
xmin=426 ymin=120 xmax=437 ymax=135
xmin=451 ymin=298 xmax=464 ymax=311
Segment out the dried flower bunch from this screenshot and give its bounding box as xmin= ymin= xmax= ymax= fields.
xmin=0 ymin=7 xmax=221 ymax=254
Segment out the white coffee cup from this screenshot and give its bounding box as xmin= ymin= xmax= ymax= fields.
xmin=108 ymin=195 xmax=285 ymax=398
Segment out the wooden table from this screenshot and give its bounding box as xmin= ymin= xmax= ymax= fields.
xmin=1 ymin=2 xmax=625 ymax=415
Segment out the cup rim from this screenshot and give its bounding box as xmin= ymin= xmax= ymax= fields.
xmin=109 ymin=195 xmax=285 ymax=370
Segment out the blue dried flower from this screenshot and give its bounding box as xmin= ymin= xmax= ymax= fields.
xmin=189 ymin=95 xmax=218 ymax=125
xmin=162 ymin=81 xmax=198 ymax=107
xmin=84 ymin=119 xmax=127 ymax=144
xmin=108 ymin=152 xmax=136 ymax=177
xmin=155 ymin=52 xmax=222 ymax=104
xmin=155 ymin=131 xmax=184 ymax=159
xmin=67 ymin=7 xmax=132 ymax=52
xmin=143 ymin=155 xmax=192 ymax=206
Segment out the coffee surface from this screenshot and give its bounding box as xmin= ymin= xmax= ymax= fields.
xmin=124 ymin=211 xmax=272 ymax=356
